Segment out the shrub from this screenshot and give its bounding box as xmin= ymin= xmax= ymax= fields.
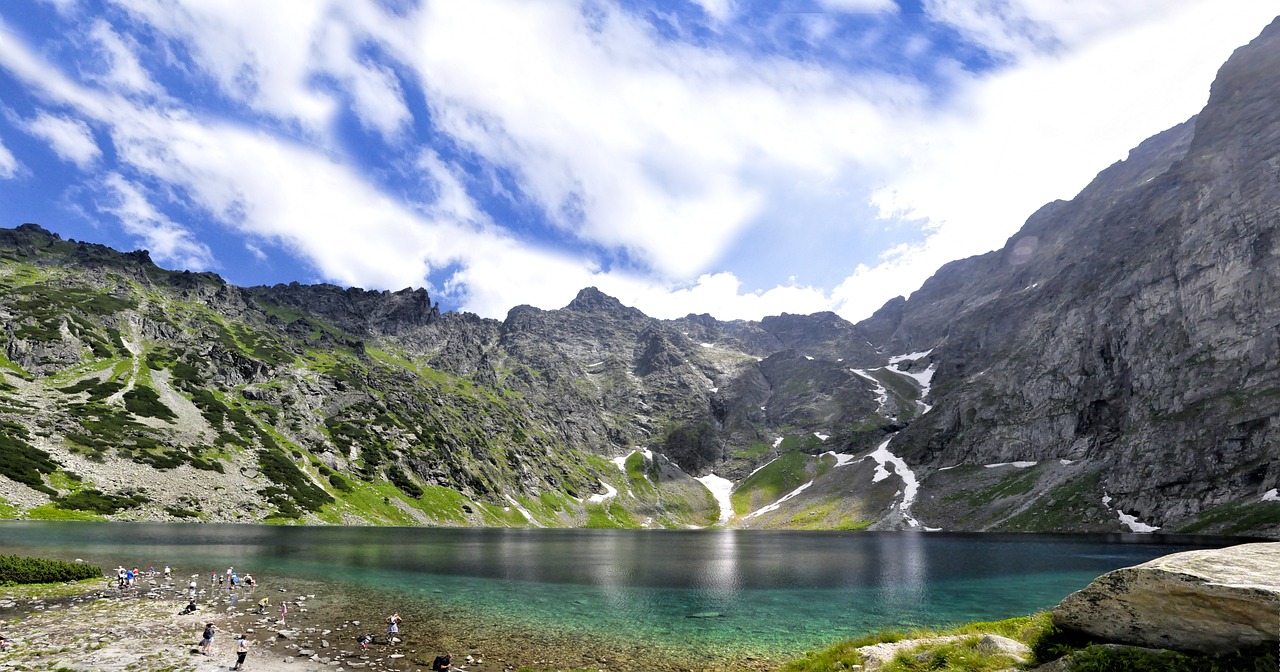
xmin=387 ymin=464 xmax=423 ymax=498
xmin=0 ymin=421 xmax=58 ymax=495
xmin=258 ymin=449 xmax=333 ymax=513
xmin=54 ymin=488 xmax=149 ymax=514
xmin=0 ymin=554 xmax=102 ymax=584
xmin=123 ymin=385 xmax=177 ymax=421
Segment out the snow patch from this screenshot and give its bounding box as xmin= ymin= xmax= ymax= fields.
xmin=772 ymin=437 xmax=783 ymax=448
xmin=746 ymin=480 xmax=813 ymax=519
xmin=867 ymin=438 xmax=920 ymax=511
xmin=1059 ymin=459 xmax=1076 ymax=465
xmin=503 ymin=495 xmax=542 ymax=527
xmin=888 ymin=349 xmax=933 ymax=364
xmin=1102 ymin=491 xmax=1159 ymax=532
xmin=937 ymin=464 xmax=961 ymax=471
xmin=804 ymin=355 xmax=814 ymax=360
xmin=814 ymin=431 xmax=829 ymax=441
xmin=696 ymin=474 xmax=735 ymax=525
xmin=983 ymin=461 xmax=1037 ymax=469
xmin=886 ymin=351 xmax=936 ymax=415
xmin=700 ymin=342 xmax=714 ymax=348
xmin=851 ymin=369 xmax=890 ymax=415
xmin=824 ymin=451 xmax=858 ymax=467
xmin=1117 ymin=509 xmax=1161 ymax=533
xmin=708 ymin=387 xmax=718 ymax=393
xmin=1261 ymin=488 xmax=1278 ymax=502
xmin=587 ymin=480 xmax=618 ymax=503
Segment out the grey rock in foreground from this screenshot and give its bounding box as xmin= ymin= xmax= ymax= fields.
xmin=1052 ymin=542 xmax=1280 ymax=654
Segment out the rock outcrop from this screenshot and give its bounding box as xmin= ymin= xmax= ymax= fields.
xmin=1052 ymin=542 xmax=1280 ymax=654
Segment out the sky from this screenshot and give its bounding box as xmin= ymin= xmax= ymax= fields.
xmin=0 ymin=2 xmax=1273 ymax=323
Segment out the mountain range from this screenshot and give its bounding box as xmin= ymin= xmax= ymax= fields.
xmin=1 ymin=17 xmax=1277 ymax=538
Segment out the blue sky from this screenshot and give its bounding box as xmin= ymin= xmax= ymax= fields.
xmin=0 ymin=1 xmax=1272 ymax=321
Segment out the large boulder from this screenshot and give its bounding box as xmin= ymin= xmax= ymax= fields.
xmin=1052 ymin=542 xmax=1280 ymax=653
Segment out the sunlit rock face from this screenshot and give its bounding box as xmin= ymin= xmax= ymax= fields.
xmin=867 ymin=16 xmax=1280 ymax=537
xmin=1052 ymin=543 xmax=1280 ymax=654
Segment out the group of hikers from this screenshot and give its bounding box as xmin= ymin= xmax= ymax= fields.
xmin=113 ymin=564 xmax=169 ymax=588
xmin=2 ymin=561 xmax=453 ymax=669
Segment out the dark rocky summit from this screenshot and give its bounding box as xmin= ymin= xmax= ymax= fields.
xmin=0 ymin=18 xmax=1278 ymax=534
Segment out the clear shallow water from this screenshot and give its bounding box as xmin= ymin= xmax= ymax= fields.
xmin=0 ymin=522 xmax=1236 ymax=662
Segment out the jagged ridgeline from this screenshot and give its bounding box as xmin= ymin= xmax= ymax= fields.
xmin=0 ymin=223 xmax=931 ymax=529
xmin=1 ymin=18 xmax=1279 ymax=534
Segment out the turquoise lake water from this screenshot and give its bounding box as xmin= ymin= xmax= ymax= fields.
xmin=0 ymin=522 xmax=1234 ymax=664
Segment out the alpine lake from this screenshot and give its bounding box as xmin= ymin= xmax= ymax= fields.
xmin=0 ymin=522 xmax=1239 ymax=669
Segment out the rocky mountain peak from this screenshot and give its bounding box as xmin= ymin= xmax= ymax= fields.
xmin=564 ymin=286 xmax=635 ymax=315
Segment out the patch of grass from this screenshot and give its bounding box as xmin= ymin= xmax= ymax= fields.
xmin=0 ymin=494 xmax=20 ymax=517
xmin=784 ymin=498 xmax=873 ymax=530
xmin=1175 ymin=499 xmax=1280 ymax=535
xmin=474 ymin=500 xmax=531 ymax=526
xmin=735 ymin=440 xmax=771 ymax=460
xmin=731 ymin=451 xmax=813 ymax=515
xmin=882 ymin=636 xmax=1021 ymax=672
xmin=785 ymin=613 xmax=1056 ymax=672
xmin=945 ymin=466 xmax=1042 ymax=508
xmin=623 ymin=451 xmax=656 ymax=497
xmin=997 ymin=471 xmax=1106 ymax=532
xmin=584 ymin=500 xmax=639 ymax=528
xmin=25 ymin=504 xmax=104 ymax=521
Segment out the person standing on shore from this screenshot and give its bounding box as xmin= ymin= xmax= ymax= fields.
xmin=385 ymin=612 xmax=401 ymax=643
xmin=278 ymin=601 xmax=288 ymax=624
xmin=232 ymin=633 xmax=248 ymax=670
xmin=200 ymin=622 xmax=216 ymax=656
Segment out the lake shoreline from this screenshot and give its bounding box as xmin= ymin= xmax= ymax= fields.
xmin=0 ymin=572 xmax=779 ymax=672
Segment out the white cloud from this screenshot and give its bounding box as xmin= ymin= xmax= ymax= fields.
xmin=87 ymin=19 xmax=160 ymax=94
xmin=23 ymin=111 xmax=101 ymax=168
xmin=818 ymin=0 xmax=898 ymax=13
xmin=922 ymin=0 xmax=1200 ymax=58
xmin=109 ymin=0 xmax=410 ymax=140
xmin=0 ymin=136 xmax=18 ymax=178
xmin=688 ymin=0 xmax=735 ymax=23
xmin=405 ymin=1 xmax=919 ymax=280
xmin=98 ymin=172 xmax=216 ymax=269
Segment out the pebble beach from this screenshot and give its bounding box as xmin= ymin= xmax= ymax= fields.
xmin=0 ymin=568 xmax=777 ymax=672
